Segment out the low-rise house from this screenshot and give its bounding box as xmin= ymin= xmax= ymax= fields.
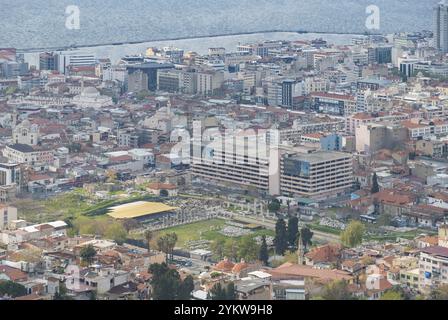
xmin=268 ymin=262 xmax=354 ymax=285
xmin=341 ymin=260 xmax=364 ymax=274
xmin=365 ymin=273 xmax=393 ymax=300
xmin=399 ymin=268 xmax=419 ymax=290
xmin=107 ymin=281 xmax=139 ymax=300
xmin=270 ymin=277 xmax=307 ymax=300
xmin=305 ymin=243 xmax=342 ymax=268
xmin=147 ymin=182 xmax=178 ymax=197
xmin=0 ymin=264 xmax=28 ymax=282
xmin=0 ymin=221 xmax=67 ymax=245
xmin=235 ymin=278 xmax=271 ymax=300
xmin=416 ymin=235 xmax=439 ymax=249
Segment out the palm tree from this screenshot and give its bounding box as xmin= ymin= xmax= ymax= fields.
xmin=157 ymin=236 xmax=170 ymax=262
xmin=157 ymin=233 xmax=178 ymax=263
xmin=144 ymin=230 xmax=153 ymax=253
xmin=167 ymin=233 xmax=178 ymax=262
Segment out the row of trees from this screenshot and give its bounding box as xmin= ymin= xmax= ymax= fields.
xmin=73 ymin=216 xmax=128 ymax=244
xmin=274 ymin=217 xmax=314 ymax=256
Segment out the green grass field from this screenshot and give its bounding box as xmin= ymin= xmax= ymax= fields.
xmin=152 ymin=218 xmax=274 ymax=248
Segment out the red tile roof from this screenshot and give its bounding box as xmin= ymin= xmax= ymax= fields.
xmin=0 ymin=265 xmax=28 ymax=282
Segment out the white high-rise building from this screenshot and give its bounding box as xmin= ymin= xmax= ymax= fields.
xmin=57 ymin=51 xmax=96 ymax=74
xmin=433 ymin=0 xmax=448 ymax=53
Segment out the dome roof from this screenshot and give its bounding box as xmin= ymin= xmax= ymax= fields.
xmin=82 ymin=87 xmax=99 ymax=96
xmin=214 ymin=257 xmax=235 ymax=272
xmin=232 ymin=259 xmax=249 ymax=273
xmin=20 ymin=119 xmax=31 ymax=127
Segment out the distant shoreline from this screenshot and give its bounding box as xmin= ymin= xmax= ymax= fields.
xmin=16 ymin=29 xmax=381 ymax=53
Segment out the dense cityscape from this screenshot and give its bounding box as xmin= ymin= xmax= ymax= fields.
xmin=1 ymin=1 xmax=448 ymax=303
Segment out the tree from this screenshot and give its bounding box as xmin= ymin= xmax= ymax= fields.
xmin=104 ymin=222 xmax=128 ymax=244
xmin=80 ymin=244 xmax=96 ymax=264
xmin=106 ymin=169 xmax=117 ymax=183
xmin=380 ymin=289 xmax=404 ymax=300
xmin=210 ymin=238 xmax=225 ymax=261
xmin=209 ymin=282 xmax=227 ymax=300
xmin=178 ymin=275 xmax=194 ymax=300
xmin=259 ymin=235 xmax=269 ymax=266
xmin=122 ymin=219 xmax=139 ymax=232
xmin=321 ymin=280 xmax=353 ymax=300
xmin=149 ymin=263 xmax=180 ymax=300
xmin=274 ymin=218 xmax=288 ymax=255
xmin=209 ymin=282 xmax=236 ymax=300
xmin=429 ymin=284 xmax=448 ymax=300
xmin=225 ymin=282 xmax=236 ymax=300
xmin=54 ymin=282 xmax=72 ymax=300
xmin=89 ymin=290 xmax=97 ymax=300
xmin=5 ymin=86 xmax=17 ymax=95
xmin=268 ymin=199 xmax=281 ymax=213
xmin=340 ymin=220 xmax=365 ymax=248
xmin=371 ymin=172 xmax=380 ymax=194
xmin=153 ymin=269 xmax=180 ymax=300
xmin=0 ymin=280 xmax=26 ymax=298
xmin=166 ymin=233 xmax=178 ymax=262
xmin=237 ymin=236 xmax=259 ymax=262
xmin=136 ymin=90 xmax=150 ymax=101
xmin=157 ymin=236 xmax=169 ymax=261
xmin=157 ymin=233 xmax=178 ymax=263
xmin=224 ymin=239 xmax=239 ymax=262
xmin=144 ymin=230 xmax=153 ymax=252
xmin=299 ymin=227 xmax=314 ymax=250
xmin=287 ymin=216 xmax=299 ymax=248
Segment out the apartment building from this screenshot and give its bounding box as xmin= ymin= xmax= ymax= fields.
xmin=310 ymin=92 xmax=356 ymax=116
xmin=3 ymin=144 xmax=54 ymax=167
xmin=191 ymin=133 xmax=277 ymax=195
xmin=418 ymin=225 xmax=448 ymax=293
xmin=402 ymin=119 xmax=448 ymax=140
xmin=280 ymin=151 xmax=353 ymax=199
xmin=0 ymin=205 xmax=17 ymax=230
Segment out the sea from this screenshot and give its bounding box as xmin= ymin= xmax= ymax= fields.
xmin=0 ymin=0 xmax=439 ymax=50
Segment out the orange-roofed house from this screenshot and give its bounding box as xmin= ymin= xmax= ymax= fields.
xmin=268 ymin=263 xmax=354 ymax=286
xmin=214 ymin=257 xmax=235 ymax=273
xmin=305 ymin=243 xmax=342 ymax=268
xmin=147 ymin=182 xmax=178 ymax=197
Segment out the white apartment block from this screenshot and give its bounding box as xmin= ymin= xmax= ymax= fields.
xmin=418 ymin=226 xmax=448 ymax=293
xmin=3 ymin=144 xmax=54 ymax=167
xmin=402 ymin=119 xmax=448 ymax=139
xmin=0 ymin=205 xmax=17 ymax=230
xmin=191 ymin=135 xmax=279 ymax=195
xmin=197 ymin=70 xmax=224 ymax=96
xmin=280 ymin=151 xmax=353 ymax=199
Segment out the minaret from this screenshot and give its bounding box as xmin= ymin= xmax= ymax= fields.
xmin=11 ymin=107 xmax=18 ymax=128
xmin=297 ymin=232 xmax=304 ymax=265
xmin=167 ymin=98 xmax=172 ymax=116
